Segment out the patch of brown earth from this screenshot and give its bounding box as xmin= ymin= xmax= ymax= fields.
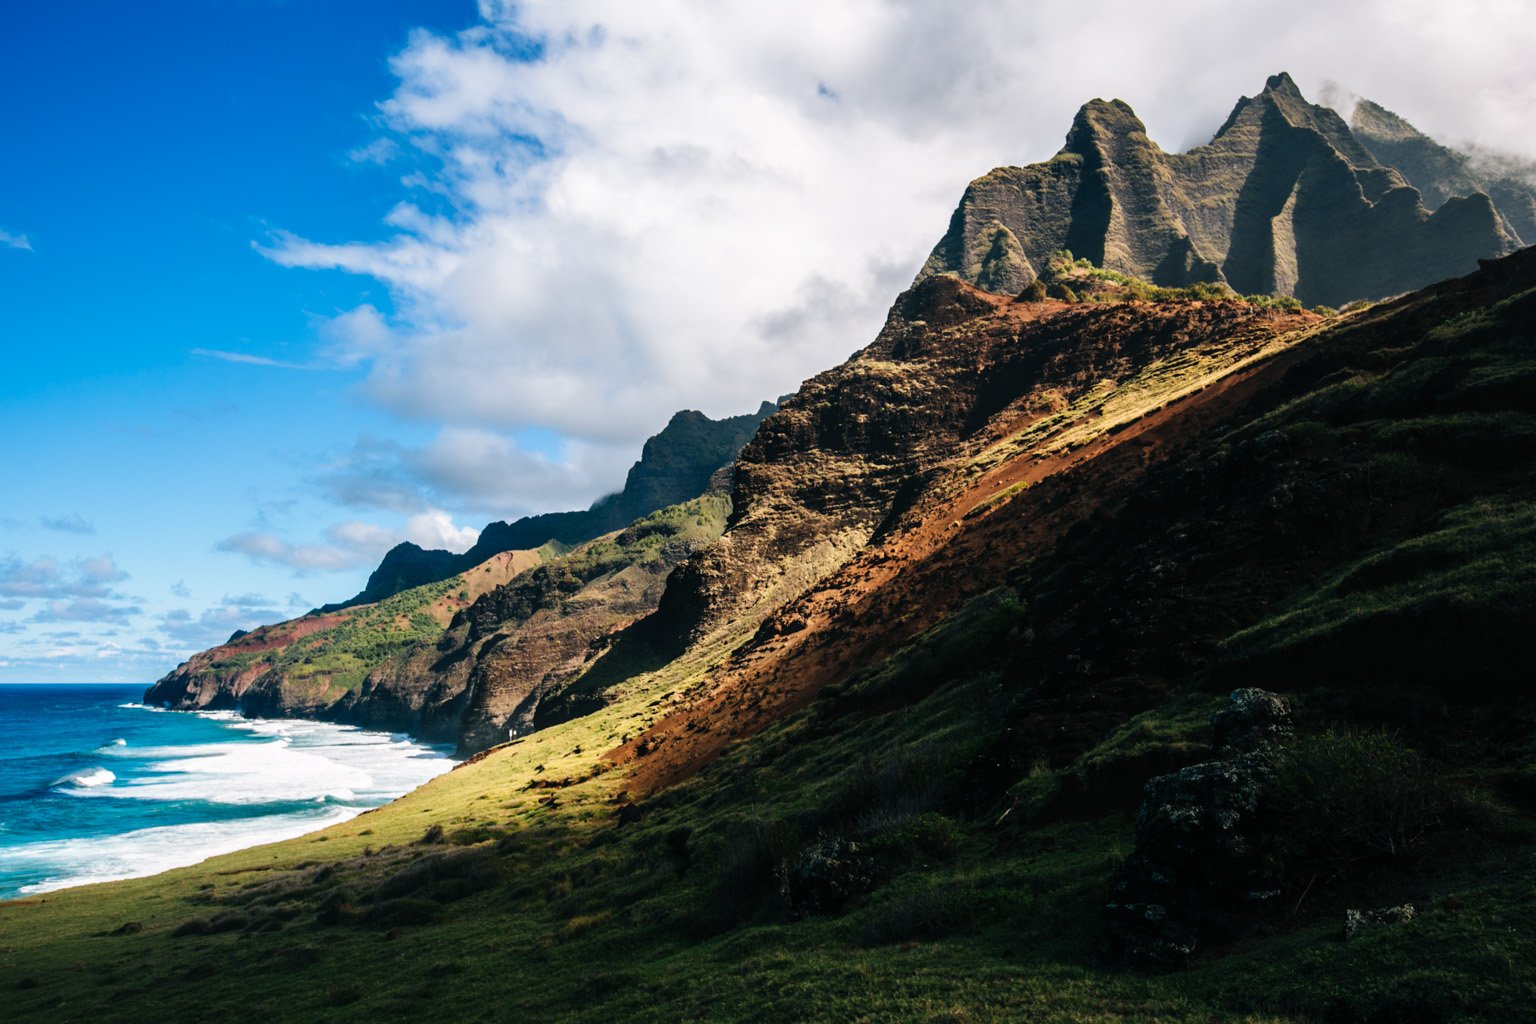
xmin=608 ymin=284 xmax=1318 ymax=793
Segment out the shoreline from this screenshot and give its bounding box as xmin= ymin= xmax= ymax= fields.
xmin=0 ymin=692 xmax=457 ymax=899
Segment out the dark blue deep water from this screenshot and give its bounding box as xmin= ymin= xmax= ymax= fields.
xmin=0 ymin=684 xmax=453 ymax=898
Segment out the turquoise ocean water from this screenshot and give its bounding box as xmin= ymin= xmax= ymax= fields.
xmin=0 ymin=684 xmax=454 ymax=898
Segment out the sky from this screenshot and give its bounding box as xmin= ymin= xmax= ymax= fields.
xmin=3 ymin=0 xmax=1534 ymax=683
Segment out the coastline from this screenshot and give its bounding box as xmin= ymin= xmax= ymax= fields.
xmin=0 ymin=685 xmax=456 ymax=899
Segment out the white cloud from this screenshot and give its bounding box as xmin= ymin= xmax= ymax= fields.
xmin=348 ymin=137 xmax=400 ymax=165
xmin=0 ymin=229 xmax=32 ymax=252
xmin=191 ymin=348 xmax=322 ymax=370
xmin=319 ymin=426 xmax=636 ymax=517
xmin=217 ymin=507 xmax=481 ymax=574
xmin=32 ymin=597 xmax=141 ymax=625
xmin=259 ymin=0 xmax=1536 ymax=515
xmin=39 ymin=513 xmax=95 ymax=534
xmin=0 ymin=552 xmax=129 ymax=600
xmin=159 ymin=594 xmax=285 ymax=647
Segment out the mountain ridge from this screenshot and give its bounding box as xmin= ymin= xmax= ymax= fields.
xmin=32 ymin=75 xmax=1534 ymax=1023
xmin=921 ymin=72 xmax=1521 ymax=306
xmin=324 ymin=403 xmax=775 ymax=611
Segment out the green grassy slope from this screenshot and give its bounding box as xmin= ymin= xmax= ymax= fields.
xmin=5 ymin=253 xmax=1536 ymax=1023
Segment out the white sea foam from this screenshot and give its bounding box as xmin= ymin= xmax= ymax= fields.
xmin=4 ymin=710 xmax=455 ymax=897
xmin=1 ymin=806 xmax=361 ymax=895
xmin=52 ymin=767 xmax=116 ymax=789
xmin=76 ymin=718 xmax=452 ymax=807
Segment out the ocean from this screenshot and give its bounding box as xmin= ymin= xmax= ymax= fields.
xmin=0 ymin=684 xmax=455 ymax=899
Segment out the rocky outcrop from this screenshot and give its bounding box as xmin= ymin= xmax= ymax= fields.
xmin=1103 ymin=689 xmax=1293 ymax=970
xmin=444 ymin=497 xmax=731 ymax=753
xmin=922 ymin=73 xmax=1519 ymax=306
xmin=326 ymin=404 xmax=774 ymax=610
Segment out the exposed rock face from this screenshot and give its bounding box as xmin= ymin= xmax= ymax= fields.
xmin=633 ymin=276 xmax=1014 ymax=651
xmin=1103 ymin=689 xmax=1294 ymax=970
xmin=1350 ymin=98 xmax=1536 ymax=247
xmin=146 ymin=495 xmax=731 ymax=753
xmin=328 ymin=404 xmax=774 ymax=610
xmin=922 ymin=73 xmax=1518 ymax=306
xmin=445 ymin=498 xmax=731 ymax=753
xmin=612 ymin=277 xmax=1318 ymax=792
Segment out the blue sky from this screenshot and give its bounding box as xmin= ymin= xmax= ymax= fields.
xmin=4 ymin=0 xmax=1532 ymax=683
xmin=1 ymin=1 xmax=480 ymax=681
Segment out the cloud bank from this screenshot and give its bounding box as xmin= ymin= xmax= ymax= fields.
xmin=217 ymin=509 xmax=481 ymax=573
xmin=264 ymin=0 xmax=1536 ymax=520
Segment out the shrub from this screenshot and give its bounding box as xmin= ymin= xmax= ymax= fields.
xmin=375 ymin=848 xmax=500 ymax=904
xmin=865 ymin=812 xmax=962 ymax=865
xmin=365 ymin=898 xmax=441 ymax=929
xmin=1267 ymin=731 xmax=1462 ymax=874
xmin=829 ymin=744 xmax=948 ymax=837
xmin=700 ymin=817 xmax=801 ymax=927
xmin=1017 ymin=279 xmax=1049 ymax=303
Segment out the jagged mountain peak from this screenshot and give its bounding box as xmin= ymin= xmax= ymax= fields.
xmin=1351 ymin=97 xmax=1424 ymax=143
xmin=920 ymin=74 xmax=1519 ymax=306
xmin=1208 ymin=71 xmax=1379 ymax=168
xmin=1064 ymin=97 xmax=1154 ymax=157
xmin=1349 ymin=95 xmax=1536 ymax=246
xmin=1263 ymin=69 xmax=1300 ymax=94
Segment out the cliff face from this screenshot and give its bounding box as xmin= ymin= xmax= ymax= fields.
xmin=329 ymin=404 xmax=774 ymax=610
xmin=921 ymin=73 xmax=1519 ymax=307
xmin=144 ymin=496 xmax=729 ymax=750
xmin=1350 ymin=97 xmax=1536 ymax=246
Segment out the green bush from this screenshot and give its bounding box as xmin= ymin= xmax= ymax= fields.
xmin=865 ymin=812 xmax=962 ymax=864
xmin=1267 ymin=731 xmax=1463 ymax=873
xmin=1017 ymin=279 xmax=1049 ymax=303
xmin=697 ymin=817 xmax=801 ymax=928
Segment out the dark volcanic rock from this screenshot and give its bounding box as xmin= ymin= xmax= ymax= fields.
xmin=1343 ymin=904 xmax=1415 ymax=941
xmin=778 ymin=836 xmax=874 ymax=918
xmin=1103 ymin=688 xmax=1293 ymax=970
xmin=1211 ymin=687 xmax=1295 ymax=755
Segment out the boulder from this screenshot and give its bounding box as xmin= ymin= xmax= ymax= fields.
xmin=778 ymin=836 xmax=874 ymax=918
xmin=1103 ymin=689 xmax=1294 ymax=970
xmin=1211 ymin=688 xmax=1294 ymax=756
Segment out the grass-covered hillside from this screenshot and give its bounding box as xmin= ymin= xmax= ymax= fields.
xmin=145 ymin=494 xmax=733 ymax=750
xmin=4 ymin=250 xmax=1535 ymax=1023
